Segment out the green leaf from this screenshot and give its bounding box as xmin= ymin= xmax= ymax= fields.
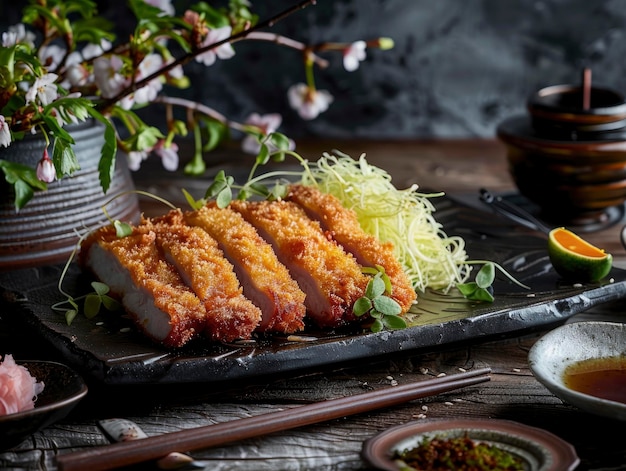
xmin=471 ymin=287 xmax=495 ymax=303
xmin=216 ymin=186 xmax=232 ymax=208
xmin=366 ymin=276 xmax=386 ymax=299
xmin=182 ymin=188 xmax=205 ymax=210
xmin=65 ymin=309 xmax=78 ymax=325
xmin=475 ymin=262 xmax=495 ymax=289
xmin=353 ymin=297 xmax=372 ymax=316
xmin=101 ymin=295 xmax=121 ymax=311
xmin=370 ymin=318 xmax=384 ymax=333
xmin=91 ymin=281 xmax=109 ymax=296
xmin=113 ymin=220 xmax=133 ymax=237
xmin=382 ymin=314 xmax=407 ymax=330
xmin=456 ymin=282 xmax=478 ymax=297
xmin=269 ymin=132 xmax=291 ymax=151
xmin=256 ymin=145 xmax=270 ymax=165
xmin=83 ymin=294 xmax=101 ymax=318
xmin=372 ymin=295 xmax=402 ymax=316
xmin=52 ymin=138 xmax=80 ymax=176
xmin=201 ymin=119 xmax=228 ymax=152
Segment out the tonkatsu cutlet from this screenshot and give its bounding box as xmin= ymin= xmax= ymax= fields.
xmin=286 ymin=184 xmax=417 ymax=311
xmin=229 ymin=199 xmax=371 ymax=329
xmin=186 ymin=203 xmax=306 ymax=334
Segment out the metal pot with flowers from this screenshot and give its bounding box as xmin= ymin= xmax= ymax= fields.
xmin=0 ymin=0 xmax=392 ymax=269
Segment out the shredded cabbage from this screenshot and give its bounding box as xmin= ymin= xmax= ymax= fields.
xmin=300 ymin=152 xmax=471 ymax=293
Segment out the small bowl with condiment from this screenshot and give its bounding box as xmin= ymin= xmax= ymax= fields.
xmin=0 ymin=360 xmax=88 ymax=450
xmin=528 ymin=321 xmax=626 ymax=421
xmin=361 ymin=418 xmax=579 ymax=470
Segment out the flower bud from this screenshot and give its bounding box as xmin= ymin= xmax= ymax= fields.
xmin=36 ymin=149 xmax=56 ymax=183
xmin=377 ymin=37 xmax=395 ymax=50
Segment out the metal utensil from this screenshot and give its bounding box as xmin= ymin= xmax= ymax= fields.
xmin=98 ymin=418 xmax=209 ymax=470
xmin=479 ymin=188 xmax=553 ymax=234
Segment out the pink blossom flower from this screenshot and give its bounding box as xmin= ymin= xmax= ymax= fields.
xmin=343 ymin=40 xmax=366 ymax=72
xmin=36 ymin=149 xmax=56 ymax=183
xmin=287 ymin=83 xmax=334 ymax=120
xmin=241 ymin=113 xmax=294 ymax=154
xmin=0 ymin=116 xmax=11 ymax=148
xmin=153 ymin=140 xmax=179 ymax=171
xmin=132 ymin=54 xmax=164 ymax=106
xmin=195 ymin=26 xmax=235 ymax=66
xmin=25 ymin=73 xmax=59 ymax=106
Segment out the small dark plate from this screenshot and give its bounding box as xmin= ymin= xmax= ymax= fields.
xmin=362 ymin=418 xmax=579 ymax=471
xmin=0 ymin=360 xmax=88 ymax=450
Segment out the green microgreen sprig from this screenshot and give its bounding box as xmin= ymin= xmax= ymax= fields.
xmin=353 ymin=266 xmax=406 ymax=332
xmin=51 ymin=231 xmax=121 ymax=325
xmin=184 ymin=132 xmax=316 ymax=210
xmin=456 ymin=261 xmax=530 ymax=303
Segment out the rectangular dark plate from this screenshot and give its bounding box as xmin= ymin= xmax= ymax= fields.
xmin=2 ymin=195 xmax=626 ymax=385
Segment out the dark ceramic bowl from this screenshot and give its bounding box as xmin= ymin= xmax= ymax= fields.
xmin=497 ymin=115 xmax=626 ymax=226
xmin=362 ymin=419 xmax=579 ymax=471
xmin=0 ymin=360 xmax=88 ymax=450
xmin=528 ymin=84 xmax=626 ymax=136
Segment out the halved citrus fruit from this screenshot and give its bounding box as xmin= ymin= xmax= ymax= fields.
xmin=548 ymin=227 xmax=612 ymax=282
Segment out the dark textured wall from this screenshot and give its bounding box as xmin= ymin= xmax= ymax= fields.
xmin=2 ymin=0 xmax=626 ymax=139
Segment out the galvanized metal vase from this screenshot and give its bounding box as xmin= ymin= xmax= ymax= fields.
xmin=0 ymin=119 xmax=140 ymax=270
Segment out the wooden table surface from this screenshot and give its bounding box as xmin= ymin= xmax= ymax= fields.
xmin=2 ymin=139 xmax=626 ymax=471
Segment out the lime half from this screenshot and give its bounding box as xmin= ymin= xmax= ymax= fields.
xmin=548 ymin=227 xmax=612 ymax=282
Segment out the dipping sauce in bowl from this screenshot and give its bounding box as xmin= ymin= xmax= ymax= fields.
xmin=562 ymin=356 xmax=626 ymax=404
xmin=528 ymin=321 xmax=626 ymax=420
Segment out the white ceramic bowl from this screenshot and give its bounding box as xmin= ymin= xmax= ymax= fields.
xmin=528 ymin=321 xmax=626 ymax=421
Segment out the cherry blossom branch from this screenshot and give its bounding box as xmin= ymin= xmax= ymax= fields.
xmin=234 ymin=32 xmax=329 ymax=68
xmin=98 ymin=0 xmax=317 ymax=112
xmin=153 ymin=95 xmax=247 ymax=132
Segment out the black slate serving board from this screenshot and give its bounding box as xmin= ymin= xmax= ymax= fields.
xmin=2 ymin=194 xmax=626 ymax=385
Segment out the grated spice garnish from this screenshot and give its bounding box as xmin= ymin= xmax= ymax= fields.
xmin=393 ymin=434 xmax=525 ymax=471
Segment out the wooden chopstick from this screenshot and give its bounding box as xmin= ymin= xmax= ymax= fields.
xmin=56 ymin=367 xmax=491 ymax=471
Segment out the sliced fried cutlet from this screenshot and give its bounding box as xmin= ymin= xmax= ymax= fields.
xmin=229 ymin=199 xmax=370 ymax=329
xmin=148 ymin=210 xmax=262 ymax=343
xmin=80 ymin=225 xmax=206 ymax=348
xmin=186 ymin=204 xmax=306 ymax=334
xmin=286 ymin=184 xmax=417 ymax=312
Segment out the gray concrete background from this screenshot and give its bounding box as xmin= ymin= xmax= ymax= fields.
xmin=3 ymin=0 xmax=626 ymax=139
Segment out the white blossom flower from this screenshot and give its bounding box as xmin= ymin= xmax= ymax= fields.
xmin=38 ymin=44 xmax=66 ymax=70
xmin=81 ymin=39 xmax=113 ymax=61
xmin=36 ymin=149 xmax=56 ymax=183
xmin=0 ymin=116 xmax=11 ymax=148
xmin=25 ymin=73 xmax=59 ymax=106
xmin=93 ymin=55 xmax=128 ymax=99
xmin=287 ymin=83 xmax=334 ymax=120
xmin=127 ymin=150 xmax=149 ymax=171
xmin=153 ymin=140 xmax=179 ymax=171
xmin=132 ymin=54 xmax=164 ymax=106
xmin=145 ymin=0 xmax=175 ymax=15
xmin=241 ymin=113 xmax=294 ymax=154
xmin=195 ymin=26 xmax=235 ymax=66
xmin=343 ymin=40 xmax=366 ymax=72
xmin=1 ymin=23 xmax=36 ymax=47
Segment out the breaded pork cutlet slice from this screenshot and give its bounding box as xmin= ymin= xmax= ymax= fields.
xmin=286 ymin=184 xmax=417 ymax=312
xmin=186 ymin=203 xmax=306 ymax=334
xmin=148 ymin=210 xmax=262 ymax=343
xmin=229 ymin=199 xmax=370 ymax=329
xmin=80 ymin=225 xmax=206 ymax=348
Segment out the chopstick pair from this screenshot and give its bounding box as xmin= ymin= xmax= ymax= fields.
xmin=56 ymin=367 xmax=491 ymax=471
